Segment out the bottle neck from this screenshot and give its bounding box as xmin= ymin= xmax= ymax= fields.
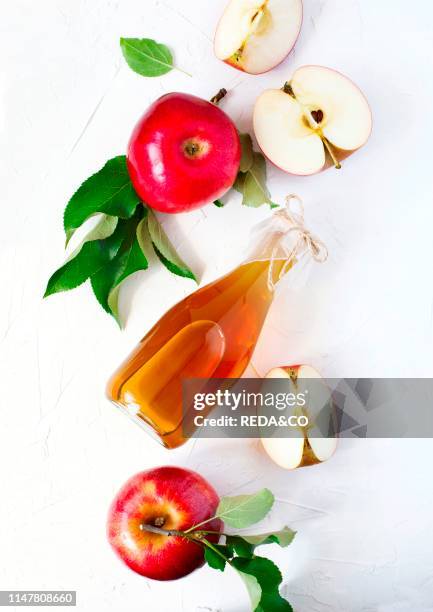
xmin=245 ymin=227 xmax=302 ymax=292
xmin=244 ymin=197 xmax=328 ymax=293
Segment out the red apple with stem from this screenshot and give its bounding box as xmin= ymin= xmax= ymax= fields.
xmin=107 ymin=466 xmax=223 ymax=581
xmin=127 ymin=90 xmax=241 ymax=214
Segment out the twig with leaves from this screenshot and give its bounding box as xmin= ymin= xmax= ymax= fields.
xmin=44 ymin=156 xmax=196 ymax=327
xmin=44 ymin=39 xmax=278 ymax=327
xmin=141 ymin=488 xmax=296 ymax=612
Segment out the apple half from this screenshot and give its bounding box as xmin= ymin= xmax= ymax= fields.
xmin=261 ymin=365 xmax=338 ymax=469
xmin=214 ymin=0 xmax=303 ymax=75
xmin=254 ymin=65 xmax=373 ymax=174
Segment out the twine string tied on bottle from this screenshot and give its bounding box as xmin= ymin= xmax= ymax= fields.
xmin=267 ymin=194 xmax=328 ymax=292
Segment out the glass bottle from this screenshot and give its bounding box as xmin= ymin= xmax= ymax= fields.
xmin=106 ymin=196 xmax=327 ymax=449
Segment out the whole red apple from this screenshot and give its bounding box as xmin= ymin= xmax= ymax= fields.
xmin=107 ymin=466 xmax=222 ymax=580
xmin=127 ymin=93 xmax=241 ymax=213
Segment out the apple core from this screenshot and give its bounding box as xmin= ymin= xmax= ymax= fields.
xmin=311 ymin=109 xmax=324 ymax=124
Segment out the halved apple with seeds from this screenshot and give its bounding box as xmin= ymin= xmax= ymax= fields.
xmin=254 ymin=65 xmax=373 ymax=175
xmin=261 ymin=365 xmax=338 ymax=470
xmin=214 ymin=0 xmax=303 ymax=75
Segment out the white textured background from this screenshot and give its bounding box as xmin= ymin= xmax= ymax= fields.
xmin=2 ymin=0 xmax=433 ymax=610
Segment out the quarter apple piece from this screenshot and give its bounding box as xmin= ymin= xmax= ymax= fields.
xmin=261 ymin=365 xmax=338 ymax=469
xmin=214 ymin=0 xmax=303 ymax=75
xmin=254 ymin=65 xmax=372 ymax=174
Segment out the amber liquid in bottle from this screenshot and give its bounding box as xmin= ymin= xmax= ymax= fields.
xmin=106 ymin=254 xmax=287 ymax=449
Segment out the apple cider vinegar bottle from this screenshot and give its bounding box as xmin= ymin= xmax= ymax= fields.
xmin=106 ymin=196 xmax=327 ymax=449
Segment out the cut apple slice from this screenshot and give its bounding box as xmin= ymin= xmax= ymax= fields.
xmin=261 ymin=365 xmax=338 ymax=469
xmin=254 ymin=65 xmax=372 ymax=174
xmin=214 ymin=0 xmax=303 ymax=75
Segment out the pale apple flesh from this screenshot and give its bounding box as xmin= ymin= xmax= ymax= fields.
xmin=254 ymin=65 xmax=373 ymax=174
xmin=214 ymin=0 xmax=303 ymax=75
xmin=261 ymin=365 xmax=338 ymax=469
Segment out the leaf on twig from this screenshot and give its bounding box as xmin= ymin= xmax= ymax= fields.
xmin=236 ymin=570 xmax=262 ymax=611
xmin=200 ymin=489 xmax=295 ymax=611
xmin=216 ymin=489 xmax=274 ymax=529
xmin=232 ymin=557 xmax=293 ymax=612
xmin=91 ymin=210 xmax=148 ymax=327
xmin=239 ymin=133 xmax=254 ymax=173
xmin=234 ymin=148 xmax=276 ymax=209
xmin=44 ymin=216 xmax=126 ymax=297
xmin=63 ymin=156 xmax=140 ymax=244
xmin=147 ymin=210 xmax=196 ymax=281
xmin=204 ymin=545 xmax=230 ymax=572
xmin=240 ymin=153 xmax=273 ymax=208
xmin=242 ymin=527 xmax=296 ymax=549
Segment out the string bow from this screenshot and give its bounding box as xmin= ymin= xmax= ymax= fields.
xmin=267 ymin=194 xmax=328 ymax=292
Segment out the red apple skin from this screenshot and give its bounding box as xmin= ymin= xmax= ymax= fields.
xmin=127 ymin=93 xmax=241 ymax=214
xmin=107 ymin=466 xmax=223 ymax=581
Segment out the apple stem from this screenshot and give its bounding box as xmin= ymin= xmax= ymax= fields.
xmin=202 ymin=539 xmax=229 ymax=562
xmin=139 ymin=523 xmax=186 ymax=538
xmin=282 ymin=82 xmax=296 ymax=99
xmin=184 ymin=517 xmax=216 ymax=534
xmin=210 ymin=89 xmax=228 ymax=105
xmin=322 ymin=136 xmax=342 ymax=170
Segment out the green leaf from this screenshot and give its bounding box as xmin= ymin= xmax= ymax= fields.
xmin=214 ymin=199 xmax=225 ymax=208
xmin=63 ymin=156 xmax=140 ymax=244
xmin=257 ymin=592 xmax=293 ymax=612
xmin=239 ymin=133 xmax=254 ymax=173
xmin=204 ymin=545 xmax=229 ymax=572
xmin=226 ymin=536 xmax=254 ymax=558
xmin=233 ymin=170 xmax=246 ymax=194
xmin=147 ymin=210 xmax=196 ymax=281
xmin=233 ymin=557 xmax=283 ymax=592
xmin=232 ymin=557 xmax=292 ymax=612
xmin=120 ymin=37 xmax=175 ymax=77
xmin=91 ymin=211 xmax=148 ymax=326
xmin=136 ymin=216 xmax=153 ymax=257
xmin=44 ymin=219 xmax=126 ymax=298
xmin=234 ymin=145 xmax=274 ymax=209
xmin=66 ymin=214 xmax=118 ymax=262
xmin=226 ymin=528 xmax=295 ymax=561
xmin=107 ymin=239 xmax=148 ymax=326
xmin=91 ymin=259 xmax=122 ymax=314
xmin=236 ymin=571 xmax=262 ymax=610
xmin=243 ymin=527 xmax=296 ymax=549
xmin=74 ymin=214 xmax=118 ymax=249
xmin=241 ymin=152 xmax=273 ymax=208
xmin=216 ymin=489 xmax=274 ymax=529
